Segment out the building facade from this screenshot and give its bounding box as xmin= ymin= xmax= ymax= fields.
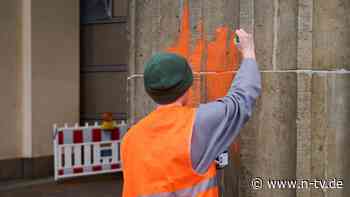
xmin=0 ymin=0 xmax=128 ymax=181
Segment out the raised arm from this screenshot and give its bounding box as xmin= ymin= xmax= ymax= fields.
xmin=191 ymin=29 xmax=262 ymax=173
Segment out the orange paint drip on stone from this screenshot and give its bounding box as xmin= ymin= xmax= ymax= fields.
xmin=186 ymin=22 xmax=205 ymax=107
xmin=167 ymin=0 xmax=204 ymax=107
xmin=165 ymin=0 xmax=241 ymax=155
xmin=206 ymin=27 xmax=229 ymax=73
xmin=189 ymin=21 xmax=205 ymax=73
xmin=166 ymin=0 xmax=239 ymax=105
xmin=205 ymin=28 xmax=239 ymax=101
xmin=167 ymin=0 xmax=191 ymax=59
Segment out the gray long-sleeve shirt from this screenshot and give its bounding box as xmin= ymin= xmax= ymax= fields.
xmin=191 ymin=58 xmax=261 ymax=174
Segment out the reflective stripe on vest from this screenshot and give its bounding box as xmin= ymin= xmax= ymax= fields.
xmin=139 ymin=175 xmax=218 ymax=197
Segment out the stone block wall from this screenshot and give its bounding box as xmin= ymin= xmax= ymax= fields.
xmin=128 ymin=0 xmax=350 ymax=196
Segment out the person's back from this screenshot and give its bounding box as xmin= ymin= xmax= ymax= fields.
xmin=122 ymin=106 xmax=218 ymax=196
xmin=121 ymin=29 xmax=261 ymax=197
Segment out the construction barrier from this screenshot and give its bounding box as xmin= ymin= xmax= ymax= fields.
xmin=53 ymin=122 xmax=127 ymax=181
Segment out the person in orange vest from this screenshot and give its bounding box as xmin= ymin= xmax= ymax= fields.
xmin=121 ymin=29 xmax=261 ymax=197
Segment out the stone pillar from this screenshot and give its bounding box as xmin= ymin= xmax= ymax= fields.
xmin=19 ymin=0 xmax=79 ymax=159
xmin=239 ymin=0 xmax=298 ymax=197
xmin=0 ymin=0 xmax=79 ymax=180
xmin=128 ymin=0 xmax=239 ymax=113
xmin=129 ymin=0 xmax=240 ymax=196
xmin=313 ymin=0 xmax=350 ymax=70
xmin=30 ymin=0 xmax=80 ymax=158
xmin=0 ymin=0 xmax=21 ymax=160
xmin=20 ymin=0 xmax=79 ymax=177
xmin=239 ymin=72 xmax=297 ymax=197
xmin=297 ymin=1 xmax=350 ymax=197
xmin=129 ymin=1 xmax=350 ymax=197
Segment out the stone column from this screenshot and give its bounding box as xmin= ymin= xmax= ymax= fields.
xmin=129 ymin=1 xmax=350 ymax=197
xmin=20 ymin=0 xmax=79 ymax=178
xmin=239 ymin=0 xmax=298 ymax=197
xmin=128 ymin=0 xmax=240 ymax=196
xmin=0 ymin=0 xmax=22 ymax=161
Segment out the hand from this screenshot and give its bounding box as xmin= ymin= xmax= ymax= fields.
xmin=235 ymin=29 xmax=256 ymax=60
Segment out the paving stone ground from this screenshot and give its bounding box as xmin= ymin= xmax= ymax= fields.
xmin=0 ymin=173 xmax=123 ymax=197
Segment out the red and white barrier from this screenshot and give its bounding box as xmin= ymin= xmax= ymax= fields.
xmin=53 ymin=122 xmax=127 ymax=180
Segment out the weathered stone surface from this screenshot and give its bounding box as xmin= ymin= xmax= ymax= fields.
xmin=239 ymin=72 xmax=297 ymax=197
xmin=239 ymin=0 xmax=254 ymax=33
xmin=313 ymin=0 xmax=350 ymax=70
xmin=310 ymin=73 xmax=350 ymax=197
xmin=159 ymin=0 xmax=181 ymax=51
xmin=128 ymin=0 xmax=137 ymax=75
xmin=295 ymin=72 xmax=350 ymax=197
xmin=202 ymin=0 xmax=226 ymax=40
xmin=296 ymin=72 xmax=312 ymax=197
xmin=128 ymin=1 xmax=350 ymax=197
xmin=132 ymin=0 xmax=161 ymax=75
xmin=222 ymin=136 xmax=241 ymax=197
xmin=128 ymin=76 xmax=156 ymax=124
xmin=297 ymin=0 xmax=313 ymax=69
xmin=253 ymin=0 xmax=274 ymax=70
xmin=246 ymin=0 xmax=297 ymax=70
xmin=276 ymin=0 xmax=298 ymax=70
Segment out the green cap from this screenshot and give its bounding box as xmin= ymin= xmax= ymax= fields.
xmin=144 ymin=53 xmax=193 ymax=104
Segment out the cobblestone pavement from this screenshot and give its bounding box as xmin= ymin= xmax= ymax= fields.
xmin=0 ymin=173 xmax=123 ymax=197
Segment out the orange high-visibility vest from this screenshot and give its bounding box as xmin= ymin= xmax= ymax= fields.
xmin=121 ymin=105 xmax=218 ymax=197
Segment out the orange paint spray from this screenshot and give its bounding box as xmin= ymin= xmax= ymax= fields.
xmin=166 ymin=0 xmax=241 ymax=156
xmin=166 ymin=0 xmax=239 ymax=105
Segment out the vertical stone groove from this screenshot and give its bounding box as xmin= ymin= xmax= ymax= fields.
xmin=272 ymin=0 xmax=279 ymax=70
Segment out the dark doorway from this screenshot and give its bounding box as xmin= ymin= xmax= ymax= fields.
xmin=80 ymin=0 xmax=128 ymax=124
